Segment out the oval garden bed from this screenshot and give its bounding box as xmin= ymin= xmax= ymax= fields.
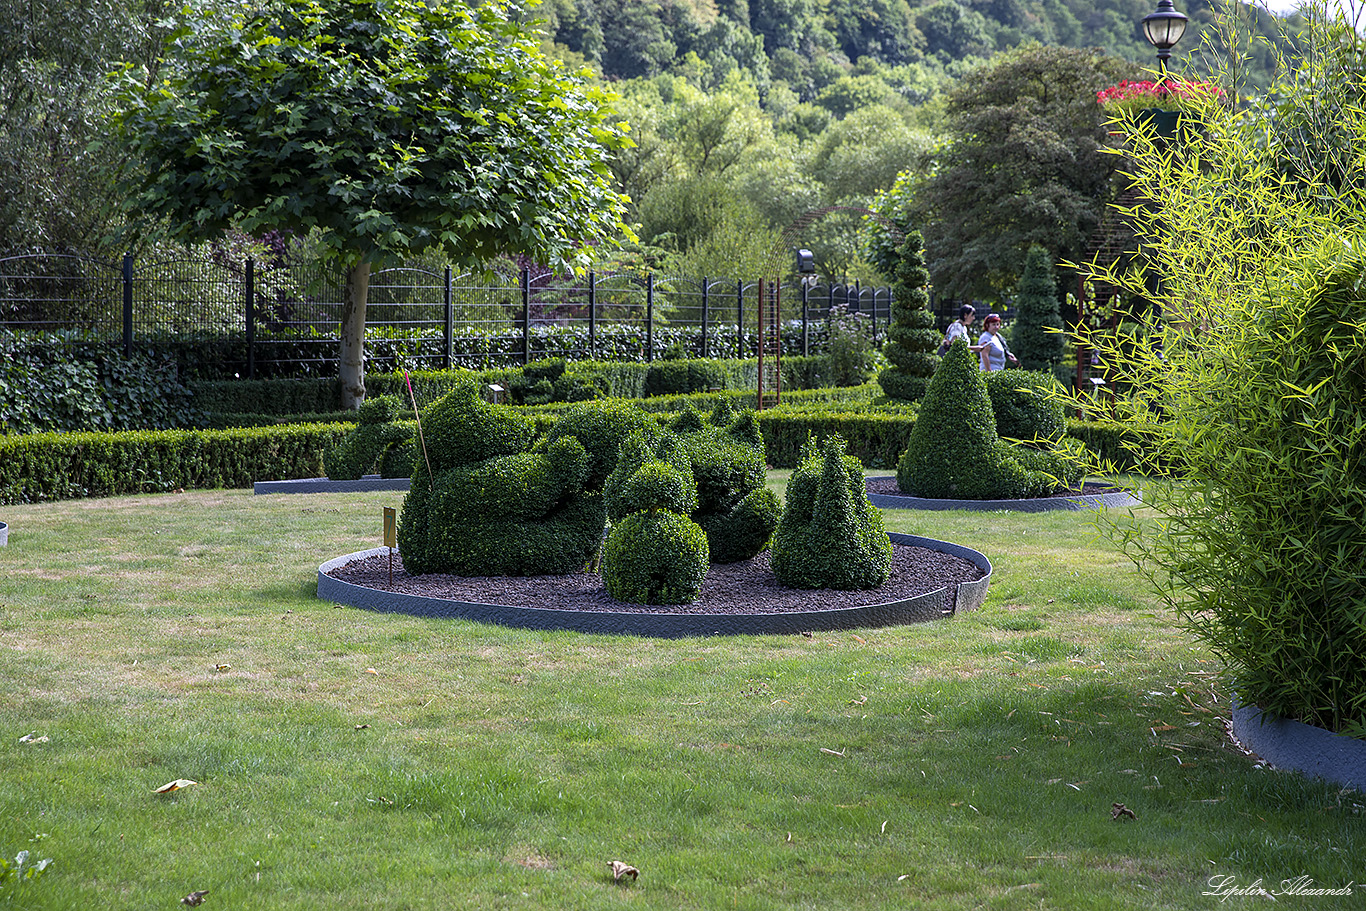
xmin=318 ymin=533 xmax=992 ymax=638
xmin=865 ymin=477 xmax=1139 ymax=513
xmin=1231 ymin=700 xmax=1366 ymax=791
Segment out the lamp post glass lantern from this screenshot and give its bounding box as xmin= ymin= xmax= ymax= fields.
xmin=1142 ymin=0 xmax=1189 ymax=76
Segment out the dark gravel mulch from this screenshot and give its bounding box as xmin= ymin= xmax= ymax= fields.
xmin=327 ymin=544 xmax=985 ymax=615
xmin=865 ymin=476 xmax=1123 ymax=499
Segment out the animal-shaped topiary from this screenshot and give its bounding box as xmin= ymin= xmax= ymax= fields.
xmin=601 ymin=430 xmax=709 ymax=604
xmin=897 ymin=338 xmax=1075 ymax=499
xmin=323 ymin=394 xmax=416 ymax=479
xmin=669 ymin=402 xmax=781 ymax=563
xmin=770 ymin=434 xmax=892 ymax=590
xmin=396 ymin=383 xmax=628 ymax=576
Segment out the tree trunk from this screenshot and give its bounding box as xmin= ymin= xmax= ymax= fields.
xmin=339 ymin=259 xmax=372 ymax=410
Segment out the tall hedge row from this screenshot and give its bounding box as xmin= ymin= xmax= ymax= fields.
xmin=0 ymin=424 xmax=349 ymax=504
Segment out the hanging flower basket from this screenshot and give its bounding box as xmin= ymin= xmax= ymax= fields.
xmin=1098 ymin=78 xmax=1223 ymax=146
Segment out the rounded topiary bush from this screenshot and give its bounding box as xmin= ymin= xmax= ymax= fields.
xmin=983 ymin=369 xmax=1068 ymax=442
xmin=703 ymin=486 xmax=783 ymax=563
xmin=770 ymin=434 xmax=892 ymax=590
xmin=602 ymin=509 xmax=710 ymax=605
xmin=605 ymin=431 xmax=697 ymax=521
xmin=543 ymin=400 xmax=662 ymax=489
xmin=897 ymin=338 xmax=1069 ymax=499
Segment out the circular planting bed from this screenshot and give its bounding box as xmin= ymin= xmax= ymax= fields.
xmin=865 ymin=476 xmax=1139 ymax=512
xmin=1231 ymin=700 xmax=1366 ymax=791
xmin=319 ymin=533 xmax=992 ymax=637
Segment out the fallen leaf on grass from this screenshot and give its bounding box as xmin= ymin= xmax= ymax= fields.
xmin=819 ymin=748 xmax=845 ymax=757
xmin=355 ymin=724 xmax=370 ymax=730
xmin=365 ymin=668 xmax=379 ymax=675
xmin=1111 ymin=803 xmax=1137 ymax=820
xmin=18 ymin=733 xmax=49 ymax=744
xmin=181 ymin=890 xmax=209 ymax=906
xmin=155 ymin=780 xmax=197 ymax=794
xmin=214 ymin=664 xmax=231 ymax=672
xmin=608 ymin=861 xmax=639 ymax=882
xmin=849 ymin=695 xmax=868 ymax=706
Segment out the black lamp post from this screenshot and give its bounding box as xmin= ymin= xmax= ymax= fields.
xmin=1141 ymin=0 xmax=1189 ymax=80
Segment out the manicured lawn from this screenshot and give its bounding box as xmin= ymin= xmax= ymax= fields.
xmin=0 ymin=483 xmax=1360 ymax=909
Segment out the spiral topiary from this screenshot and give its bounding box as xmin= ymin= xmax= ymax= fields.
xmin=878 ymin=230 xmax=940 ymax=402
xmin=770 ymin=434 xmax=892 ymax=590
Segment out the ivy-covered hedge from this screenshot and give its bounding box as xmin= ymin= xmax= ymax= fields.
xmin=0 ymin=423 xmax=349 ymax=504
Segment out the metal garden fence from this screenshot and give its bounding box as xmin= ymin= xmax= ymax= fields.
xmin=0 ymin=253 xmax=895 ymax=379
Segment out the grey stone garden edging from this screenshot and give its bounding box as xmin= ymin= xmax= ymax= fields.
xmin=254 ymin=475 xmax=411 ymax=494
xmin=0 ymin=521 xmax=7 ymax=547
xmin=865 ymin=477 xmax=1139 ymax=512
xmin=1231 ymin=699 xmax=1366 ymax=791
xmin=317 ymin=532 xmax=992 ymax=638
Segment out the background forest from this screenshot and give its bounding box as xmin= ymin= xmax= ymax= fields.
xmin=1 ymin=0 xmax=1300 ymax=306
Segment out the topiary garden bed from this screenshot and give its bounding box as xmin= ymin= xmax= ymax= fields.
xmin=865 ymin=476 xmax=1138 ymax=512
xmin=318 ymin=532 xmax=991 ymax=637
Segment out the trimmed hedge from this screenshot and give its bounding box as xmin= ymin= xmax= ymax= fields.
xmin=757 ymin=409 xmax=915 ymax=470
xmin=322 ymin=395 xmax=416 ymax=480
xmin=1065 ymin=420 xmax=1154 ymax=473
xmin=0 ymin=423 xmax=349 ymax=504
xmin=189 ymin=355 xmax=842 ymax=421
xmin=983 ymin=369 xmax=1068 ymax=443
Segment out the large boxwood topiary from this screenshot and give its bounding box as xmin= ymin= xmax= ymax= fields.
xmin=322 ymin=394 xmax=416 ymax=479
xmin=897 ymin=339 xmax=1070 ymax=499
xmin=770 ymin=434 xmax=892 ymax=590
xmin=396 ymin=382 xmax=607 ymax=576
xmin=601 ymin=428 xmax=709 ymax=604
xmin=670 ymin=403 xmax=781 ymax=563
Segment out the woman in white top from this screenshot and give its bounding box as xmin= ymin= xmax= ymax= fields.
xmin=941 ymin=304 xmax=975 ymax=352
xmin=971 ymin=313 xmax=1018 ymax=371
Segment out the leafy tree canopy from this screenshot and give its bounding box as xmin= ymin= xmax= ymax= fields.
xmin=913 ymin=44 xmax=1143 ymax=299
xmin=109 ymin=0 xmax=632 ymax=407
xmin=111 ymin=0 xmax=631 ymax=272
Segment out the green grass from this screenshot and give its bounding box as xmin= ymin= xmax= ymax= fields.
xmin=0 ymin=483 xmax=1361 ymax=909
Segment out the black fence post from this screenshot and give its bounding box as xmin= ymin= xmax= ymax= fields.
xmin=801 ymin=280 xmax=809 ymax=357
xmin=645 ymin=272 xmax=654 ymax=362
xmin=588 ymin=270 xmax=596 ymax=360
xmin=736 ymin=279 xmax=744 ymax=358
xmin=700 ymin=277 xmax=709 ymax=359
xmin=122 ymin=252 xmax=133 ymax=358
xmin=443 ymin=266 xmax=453 ymax=371
xmin=521 ymin=267 xmax=531 ymax=366
xmin=245 ymin=257 xmax=256 ymax=379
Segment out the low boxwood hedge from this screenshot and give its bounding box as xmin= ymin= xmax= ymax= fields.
xmin=0 ymin=423 xmax=350 ymax=504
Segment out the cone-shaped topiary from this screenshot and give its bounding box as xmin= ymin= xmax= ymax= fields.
xmin=1010 ymin=245 xmax=1066 ymax=371
xmin=397 ymin=382 xmax=606 ymax=576
xmin=323 ymin=394 xmax=416 ymax=479
xmin=878 ymin=230 xmax=940 ymax=402
xmin=897 ymin=339 xmax=1068 ymax=499
xmin=602 ymin=510 xmax=709 ymax=605
xmin=770 ymin=434 xmax=892 ymax=590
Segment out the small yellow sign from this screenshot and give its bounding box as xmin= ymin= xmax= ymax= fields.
xmin=383 ymin=507 xmax=397 ymax=548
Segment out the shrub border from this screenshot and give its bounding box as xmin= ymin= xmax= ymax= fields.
xmin=864 ymin=477 xmax=1139 ymax=512
xmin=317 ymin=533 xmax=992 ymax=638
xmin=1231 ymin=699 xmax=1366 ymax=791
